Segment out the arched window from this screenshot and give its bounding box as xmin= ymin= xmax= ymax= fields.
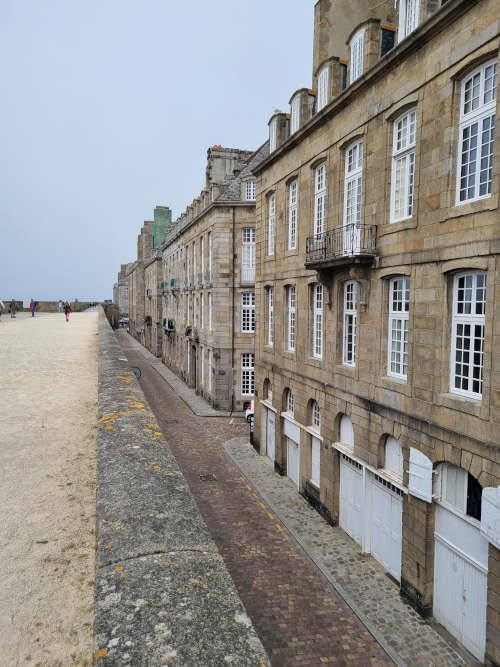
xmin=437 ymin=462 xmax=482 ymax=521
xmin=263 ymin=378 xmax=272 ymax=402
xmin=310 ymin=400 xmax=321 ymax=430
xmin=384 ymin=436 xmax=403 ymax=479
xmin=340 ymin=415 xmax=354 ymax=447
xmin=285 ymin=389 xmax=295 ymax=415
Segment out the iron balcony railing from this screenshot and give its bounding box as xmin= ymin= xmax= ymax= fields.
xmin=305 ymin=224 xmax=377 ymax=265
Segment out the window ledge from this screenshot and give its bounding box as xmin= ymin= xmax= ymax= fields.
xmin=378 ymin=375 xmax=412 ymax=397
xmin=335 ymin=364 xmax=357 ymax=378
xmin=379 ymin=217 xmax=417 ymax=236
xmin=306 ymin=357 xmax=323 ymax=369
xmin=435 ymin=392 xmax=484 ymax=418
xmin=439 ymin=193 xmax=499 ymax=221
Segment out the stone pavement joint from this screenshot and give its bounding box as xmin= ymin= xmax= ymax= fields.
xmin=224 ymin=438 xmax=475 ymax=667
xmin=95 ymin=317 xmax=269 ymax=665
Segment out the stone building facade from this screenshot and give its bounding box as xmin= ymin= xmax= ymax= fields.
xmin=113 ymin=263 xmax=131 ymax=316
xmin=144 ymin=253 xmax=163 ymax=357
xmin=161 ymin=145 xmax=267 ymax=411
xmin=253 ymin=0 xmax=500 ymax=663
xmin=127 ymin=221 xmax=154 ymax=341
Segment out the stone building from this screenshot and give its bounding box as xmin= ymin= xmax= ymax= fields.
xmin=252 ymin=0 xmax=500 ymax=662
xmin=144 ymin=253 xmax=163 ymax=357
xmin=161 ymin=145 xmax=268 ymax=411
xmin=127 ymin=221 xmax=154 ymax=341
xmin=113 ymin=263 xmax=132 ymax=316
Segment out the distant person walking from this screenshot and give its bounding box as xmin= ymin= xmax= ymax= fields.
xmin=30 ymin=299 xmax=36 ymax=317
xmin=64 ymin=301 xmax=71 ymax=322
xmin=58 ymin=300 xmax=63 ymax=313
xmin=9 ymin=299 xmax=17 ymax=318
xmin=0 ymin=300 xmax=4 ymax=320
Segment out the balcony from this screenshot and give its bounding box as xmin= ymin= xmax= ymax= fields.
xmin=305 ymin=224 xmax=377 ymax=270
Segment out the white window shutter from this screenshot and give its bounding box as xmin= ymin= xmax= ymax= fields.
xmin=481 ymin=487 xmax=500 ymax=550
xmin=409 ymin=448 xmax=433 ymax=503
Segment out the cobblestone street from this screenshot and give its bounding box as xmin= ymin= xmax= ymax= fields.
xmin=120 ymin=331 xmax=478 ymax=667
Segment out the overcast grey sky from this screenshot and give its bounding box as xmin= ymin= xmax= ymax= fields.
xmin=0 ymin=1 xmax=314 ymax=303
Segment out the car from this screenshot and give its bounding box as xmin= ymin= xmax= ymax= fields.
xmin=244 ymin=400 xmax=254 ymax=423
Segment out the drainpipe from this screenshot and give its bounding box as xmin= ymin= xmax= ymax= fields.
xmin=231 ymin=206 xmax=236 ymax=415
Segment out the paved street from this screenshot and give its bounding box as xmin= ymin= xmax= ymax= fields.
xmin=0 ymin=312 xmax=98 ymax=666
xmin=119 ymin=331 xmax=392 ymax=666
xmin=120 ymin=331 xmax=476 ymax=667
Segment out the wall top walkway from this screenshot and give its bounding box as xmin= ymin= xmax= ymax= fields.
xmin=95 ymin=312 xmax=268 ymax=665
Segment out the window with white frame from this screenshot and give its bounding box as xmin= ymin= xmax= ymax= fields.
xmin=286 ymin=389 xmax=295 ymax=414
xmin=313 ymin=284 xmax=323 ymax=359
xmin=290 ymin=95 xmax=301 ymax=133
xmin=268 ymin=193 xmax=276 ymax=255
xmin=349 ymin=29 xmax=365 ymax=83
xmin=437 ymin=463 xmax=482 ymax=521
xmin=287 ymin=285 xmax=296 ymax=351
xmin=388 ymin=277 xmax=410 ymax=379
xmin=457 ymin=60 xmax=497 ymax=204
xmin=311 ymin=400 xmax=321 ymax=429
xmin=241 ymin=353 xmax=255 ymax=396
xmin=245 ymin=180 xmax=256 ymax=201
xmin=241 ymin=292 xmax=255 ymax=333
xmin=207 ymin=349 xmax=212 ymax=391
xmin=288 ymin=180 xmax=298 ymax=250
xmin=208 ymin=231 xmax=212 ymax=278
xmin=317 ymin=66 xmax=329 ymax=111
xmin=344 ymin=140 xmax=363 ymax=227
xmin=201 ymin=235 xmax=205 ymax=279
xmin=242 ymin=228 xmax=256 ymax=281
xmin=314 ymin=164 xmax=326 ymax=237
xmin=267 ymin=287 xmax=274 ymax=346
xmin=200 ymin=292 xmax=204 ymax=329
xmin=200 ymin=345 xmax=204 ymax=386
xmin=269 ymin=118 xmax=278 ymax=152
xmin=343 ymin=281 xmax=357 ymax=366
xmin=391 ymin=109 xmax=416 ymax=222
xmin=451 ymin=272 xmax=486 ymax=399
xmin=398 ymin=0 xmax=419 ymax=41
xmin=208 ymin=292 xmax=212 ymax=331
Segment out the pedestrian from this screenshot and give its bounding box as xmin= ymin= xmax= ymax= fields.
xmin=0 ymin=299 xmax=4 ymax=320
xmin=9 ymin=299 xmax=17 ymax=318
xmin=58 ymin=300 xmax=63 ymax=313
xmin=30 ymin=298 xmax=36 ymax=317
xmin=64 ymin=301 xmax=71 ymax=322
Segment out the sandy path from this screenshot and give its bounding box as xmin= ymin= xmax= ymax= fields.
xmin=0 ymin=312 xmax=98 ymax=666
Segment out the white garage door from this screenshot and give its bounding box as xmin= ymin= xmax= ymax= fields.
xmin=266 ymin=409 xmax=275 ymax=462
xmin=434 ymin=504 xmax=488 ymax=662
xmin=287 ymin=437 xmax=299 ymax=488
xmin=370 ymin=474 xmax=403 ymax=581
xmin=339 ymin=454 xmax=363 ymax=546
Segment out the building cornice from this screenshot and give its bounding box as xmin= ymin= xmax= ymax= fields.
xmin=253 ymin=0 xmax=483 ymax=175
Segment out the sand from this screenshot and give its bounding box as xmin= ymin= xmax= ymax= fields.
xmin=0 ymin=311 xmax=98 ymax=666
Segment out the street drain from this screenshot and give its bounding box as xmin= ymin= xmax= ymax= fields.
xmin=200 ymin=474 xmax=217 ymax=482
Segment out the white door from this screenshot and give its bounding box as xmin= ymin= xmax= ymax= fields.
xmin=370 ymin=474 xmax=403 ymax=581
xmin=287 ymin=437 xmax=299 ymax=488
xmin=266 ymin=409 xmax=275 ymax=462
xmin=434 ymin=504 xmax=488 ymax=661
xmin=339 ymin=454 xmax=363 ymax=546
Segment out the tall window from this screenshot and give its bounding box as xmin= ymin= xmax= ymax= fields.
xmin=268 ymin=193 xmax=276 ymax=255
xmin=314 ymin=164 xmax=326 ymax=236
xmin=457 ymin=60 xmax=497 ymax=204
xmin=241 ymin=292 xmax=255 ymax=333
xmin=287 ymin=285 xmax=296 ymax=351
xmin=388 ymin=277 xmax=410 ymax=379
xmin=312 ymin=401 xmax=321 ymax=429
xmin=313 ymin=284 xmax=323 ymax=359
xmin=242 ymin=228 xmax=256 ymax=282
xmin=192 ymin=241 xmax=197 ymax=284
xmin=200 ymin=293 xmax=204 ymax=329
xmin=286 ymin=389 xmax=295 ymax=414
xmin=207 ymin=231 xmax=212 ymax=279
xmin=349 ymin=29 xmax=365 ymax=83
xmin=344 ymin=141 xmax=363 ymax=228
xmin=207 ymin=349 xmax=212 ymax=391
xmin=398 ymin=0 xmax=419 ymax=41
xmin=391 ymin=110 xmax=416 ymax=222
xmin=451 ymin=272 xmax=486 ymax=399
xmin=317 ymin=67 xmax=329 ymax=111
xmin=270 ymin=118 xmax=278 ymax=152
xmin=290 ymin=95 xmax=301 ymax=133
xmin=241 ymin=353 xmax=255 ymax=396
xmin=200 ymin=345 xmax=204 ymax=386
xmin=267 ymin=287 xmax=274 ymax=346
xmin=288 ymin=180 xmax=298 ymax=250
xmin=208 ymin=292 xmax=212 ymax=331
xmin=343 ymin=281 xmax=357 ymax=366
xmin=201 ymin=235 xmax=205 ymax=281
xmin=245 ymin=180 xmax=256 ymax=201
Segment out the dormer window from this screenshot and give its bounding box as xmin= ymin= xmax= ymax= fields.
xmin=290 ymin=95 xmax=301 ymax=134
xmin=245 ymin=180 xmax=256 ymax=201
xmin=269 ymin=118 xmax=278 ymax=152
xmin=349 ymin=29 xmax=365 ymax=84
xmin=317 ymin=67 xmax=329 ymax=112
xmin=398 ymin=0 xmax=419 ymax=41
